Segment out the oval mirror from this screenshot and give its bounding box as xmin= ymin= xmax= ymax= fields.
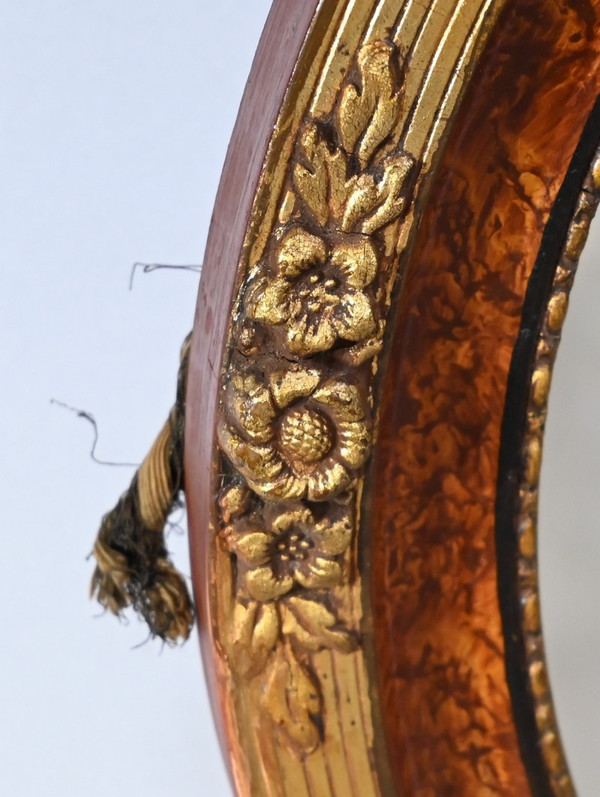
xmin=541 ymin=216 xmax=600 ymax=795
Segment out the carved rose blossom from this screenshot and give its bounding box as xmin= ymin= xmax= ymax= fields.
xmin=245 ymin=227 xmax=378 ymax=357
xmin=218 ymin=366 xmax=371 ymax=501
xmin=225 ymin=502 xmax=353 ymax=602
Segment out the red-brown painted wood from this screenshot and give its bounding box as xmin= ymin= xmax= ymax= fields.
xmin=185 ymin=0 xmax=321 ymax=777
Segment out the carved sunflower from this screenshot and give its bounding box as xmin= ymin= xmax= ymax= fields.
xmin=245 ymin=227 xmax=378 ymax=357
xmin=225 ymin=502 xmax=353 ymax=602
xmin=218 ymin=366 xmax=371 ymax=501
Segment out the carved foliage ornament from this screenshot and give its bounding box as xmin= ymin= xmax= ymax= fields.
xmin=217 ymin=40 xmax=416 ymax=752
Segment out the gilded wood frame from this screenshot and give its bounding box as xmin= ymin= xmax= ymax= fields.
xmin=185 ymin=2 xmax=600 ymax=794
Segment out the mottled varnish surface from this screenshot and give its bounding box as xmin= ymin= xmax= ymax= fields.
xmin=369 ymin=1 xmax=600 ymax=794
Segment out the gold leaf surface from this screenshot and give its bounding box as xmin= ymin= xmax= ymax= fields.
xmin=283 ymin=597 xmax=358 ymax=654
xmin=263 ymin=644 xmax=322 ymax=754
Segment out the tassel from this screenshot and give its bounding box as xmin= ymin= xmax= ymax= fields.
xmin=90 ymin=335 xmax=194 ymax=643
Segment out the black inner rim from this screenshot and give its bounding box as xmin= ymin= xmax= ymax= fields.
xmin=495 ymin=93 xmax=600 ymax=796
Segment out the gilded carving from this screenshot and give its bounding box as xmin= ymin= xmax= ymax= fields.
xmin=516 ymin=147 xmax=600 ymax=796
xmin=218 ymin=367 xmax=371 ymax=501
xmin=224 ymin=500 xmax=354 ymax=600
xmin=246 ymin=230 xmax=379 ymax=357
xmin=216 ymin=38 xmax=414 ymax=752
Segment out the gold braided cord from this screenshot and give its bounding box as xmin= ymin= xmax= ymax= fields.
xmin=90 ymin=335 xmax=194 ymax=643
xmin=138 ymin=417 xmax=177 ymax=532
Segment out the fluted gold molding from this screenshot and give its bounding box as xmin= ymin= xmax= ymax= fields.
xmin=212 ymin=1 xmax=506 ymax=793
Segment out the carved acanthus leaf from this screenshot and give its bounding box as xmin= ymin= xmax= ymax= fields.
xmin=294 ymin=124 xmax=349 ymax=227
xmin=343 ymin=152 xmax=414 ymax=234
xmin=283 ymin=596 xmax=357 ymax=654
xmin=337 ymin=41 xmax=403 ymax=168
xmin=293 ymin=42 xmax=410 ymax=236
xmin=232 ymin=600 xmax=280 ymax=678
xmin=263 ymin=644 xmax=322 ymax=754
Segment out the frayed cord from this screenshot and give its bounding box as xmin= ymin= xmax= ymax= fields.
xmin=90 ymin=334 xmax=194 ymax=643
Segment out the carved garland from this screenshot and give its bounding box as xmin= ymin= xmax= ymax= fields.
xmin=216 ymin=40 xmax=416 ymax=752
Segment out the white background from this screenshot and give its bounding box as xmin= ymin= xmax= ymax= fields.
xmin=0 ymin=2 xmax=598 ymax=795
xmin=0 ymin=2 xmax=271 ymax=795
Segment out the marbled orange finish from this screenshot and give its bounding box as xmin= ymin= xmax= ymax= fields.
xmin=369 ymin=1 xmax=600 ymax=794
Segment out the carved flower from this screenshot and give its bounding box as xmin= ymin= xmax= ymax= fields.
xmin=246 ymin=227 xmax=378 ymax=357
xmin=225 ymin=502 xmax=353 ymax=602
xmin=218 ymin=366 xmax=371 ymax=501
